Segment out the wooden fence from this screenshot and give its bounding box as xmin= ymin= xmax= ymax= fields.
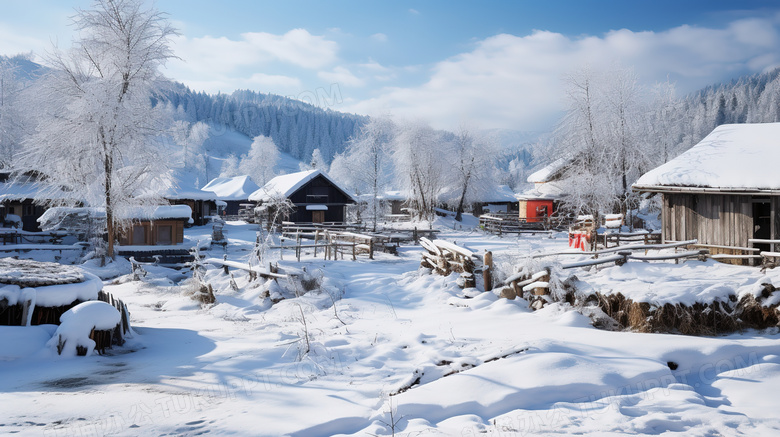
xmin=602 ymin=231 xmax=662 ymax=248
xmin=479 ymin=214 xmax=551 ymax=236
xmin=204 ymin=257 xmax=289 ymax=281
xmin=274 ymin=229 xmax=379 ymax=261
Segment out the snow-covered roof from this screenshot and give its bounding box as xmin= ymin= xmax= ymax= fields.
xmin=518 ymin=181 xmax=564 ymax=200
xmin=249 ymin=169 xmax=356 ymax=203
xmin=480 ymin=185 xmax=519 ymax=203
xmin=201 ymin=175 xmax=261 ymax=201
xmin=164 ymin=185 xmax=218 ymax=201
xmin=527 ymin=158 xmax=568 ymax=184
xmin=383 ymin=190 xmax=407 ymax=201
xmin=0 ymin=180 xmax=73 ymax=202
xmin=123 ymin=205 xmax=193 ymax=221
xmin=635 ymin=123 xmax=780 ymax=193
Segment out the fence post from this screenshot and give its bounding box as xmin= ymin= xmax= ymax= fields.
xmin=483 ymin=251 xmax=493 ymax=291
xmin=222 ymin=254 xmax=229 ymax=275
xmin=369 ymin=237 xmax=374 ymax=260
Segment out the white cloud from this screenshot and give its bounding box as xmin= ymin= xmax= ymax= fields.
xmin=371 ymin=33 xmax=388 ymax=43
xmin=318 ymin=66 xmax=365 ymax=87
xmin=345 ymin=15 xmax=780 ymax=131
xmin=0 ymin=24 xmax=49 ymax=58
xmin=242 ymin=29 xmax=338 ymax=69
xmin=409 ymin=9 xmax=420 ymax=15
xmin=164 ymin=28 xmax=338 ymax=81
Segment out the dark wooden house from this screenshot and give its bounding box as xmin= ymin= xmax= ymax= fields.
xmin=0 ymin=172 xmax=71 ymax=232
xmin=249 ymin=169 xmax=356 ymax=223
xmin=633 ymin=123 xmax=780 ymax=252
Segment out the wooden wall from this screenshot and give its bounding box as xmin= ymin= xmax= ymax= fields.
xmin=662 ymin=193 xmax=754 ymax=247
xmin=119 ymin=219 xmax=185 ymax=246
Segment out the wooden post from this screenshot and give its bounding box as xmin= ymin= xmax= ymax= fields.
xmin=352 ymin=241 xmax=357 ymax=261
xmin=369 ymin=237 xmax=374 ymax=260
xmin=314 ymin=230 xmax=319 ymax=258
xmin=483 ymin=251 xmax=493 ymax=291
xmin=222 ymin=254 xmax=229 ymax=275
xmin=413 ymin=227 xmax=418 ymax=243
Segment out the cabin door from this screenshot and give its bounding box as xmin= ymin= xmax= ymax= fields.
xmin=312 ymin=210 xmax=325 ymax=223
xmin=753 ymin=197 xmax=771 ymax=252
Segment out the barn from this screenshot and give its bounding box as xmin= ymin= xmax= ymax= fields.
xmin=249 ymin=169 xmax=356 ymax=223
xmin=633 ymin=123 xmax=780 ymax=253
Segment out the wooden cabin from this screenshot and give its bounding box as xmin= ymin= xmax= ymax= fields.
xmin=633 ymin=123 xmax=780 ymax=253
xmin=249 ymin=169 xmax=356 ymax=223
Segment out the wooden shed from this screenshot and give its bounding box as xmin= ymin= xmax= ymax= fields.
xmin=633 ymin=123 xmax=780 ymax=253
xmin=118 ymin=205 xmax=191 ymax=246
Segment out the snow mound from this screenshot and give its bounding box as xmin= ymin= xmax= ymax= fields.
xmin=47 ymin=301 xmax=121 ymax=357
xmin=34 ymin=272 xmax=103 ymax=307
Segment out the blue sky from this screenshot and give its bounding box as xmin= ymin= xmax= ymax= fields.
xmin=2 ymin=0 xmax=780 ymax=131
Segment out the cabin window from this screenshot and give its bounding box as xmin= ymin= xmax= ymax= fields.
xmin=132 ymin=225 xmax=146 ymax=245
xmin=23 ymin=204 xmax=34 ymax=216
xmin=157 ymin=225 xmax=172 ymax=245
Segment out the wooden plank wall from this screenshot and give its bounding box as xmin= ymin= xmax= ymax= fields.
xmin=663 ymin=193 xmax=754 ymax=247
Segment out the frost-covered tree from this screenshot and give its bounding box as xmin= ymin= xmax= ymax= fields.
xmin=0 ymin=56 xmax=25 ymax=168
xmin=300 ymin=147 xmax=328 ymax=173
xmin=220 ymin=154 xmax=241 ymax=178
xmin=239 ymin=134 xmax=279 ymax=185
xmin=392 ymin=120 xmax=445 ymax=221
xmin=19 ymin=0 xmax=177 ymax=259
xmin=447 ymin=126 xmax=500 ymax=222
xmin=170 ymin=120 xmax=210 ymax=181
xmin=331 ymin=116 xmax=395 ymax=230
xmin=553 ymin=65 xmax=649 ymax=220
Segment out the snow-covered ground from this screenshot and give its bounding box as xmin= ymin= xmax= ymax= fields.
xmin=2 ymin=219 xmax=780 ymax=436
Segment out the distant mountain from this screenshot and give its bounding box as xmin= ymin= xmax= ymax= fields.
xmin=157 ymin=84 xmax=367 ymax=165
